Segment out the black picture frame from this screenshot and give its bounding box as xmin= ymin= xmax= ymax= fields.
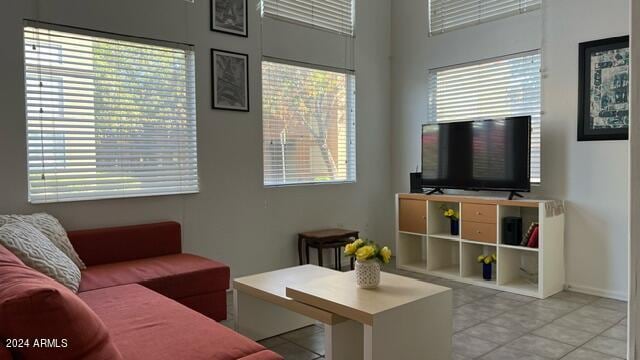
xmin=211 ymin=49 xmax=250 ymax=112
xmin=210 ymin=0 xmax=248 ymax=37
xmin=577 ymin=36 xmax=629 ymax=141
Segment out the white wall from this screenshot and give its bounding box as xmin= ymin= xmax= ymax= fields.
xmin=541 ymin=0 xmax=629 ymax=299
xmin=391 ymin=0 xmax=629 ymax=298
xmin=0 ymin=0 xmax=393 ymax=278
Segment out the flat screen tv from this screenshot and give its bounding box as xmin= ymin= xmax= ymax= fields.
xmin=421 ymin=116 xmax=531 ymax=193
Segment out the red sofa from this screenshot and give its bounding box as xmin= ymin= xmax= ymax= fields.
xmin=69 ymin=221 xmax=229 ymax=321
xmin=0 ymin=221 xmax=282 ymax=360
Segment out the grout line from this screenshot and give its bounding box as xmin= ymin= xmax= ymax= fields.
xmin=560 ymin=346 xmax=625 ymax=360
xmin=266 ymin=325 xmax=324 ymax=357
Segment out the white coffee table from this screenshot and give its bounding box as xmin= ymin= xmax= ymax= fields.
xmin=286 ymin=270 xmax=452 ymax=360
xmin=234 ymin=265 xmax=452 ymax=360
xmin=233 ymin=265 xmax=364 ymax=360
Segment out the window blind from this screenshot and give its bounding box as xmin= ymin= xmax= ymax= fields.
xmin=262 ymin=60 xmax=356 ymax=186
xmin=261 ymin=0 xmax=354 ymax=35
xmin=429 ymin=0 xmax=541 ymax=35
xmin=428 ymin=51 xmax=541 ymax=183
xmin=24 ymin=23 xmax=198 ymax=203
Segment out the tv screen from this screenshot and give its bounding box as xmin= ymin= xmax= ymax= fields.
xmin=421 ymin=116 xmax=531 ymax=192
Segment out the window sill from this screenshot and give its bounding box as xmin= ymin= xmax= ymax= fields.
xmin=264 ymin=180 xmax=356 ymax=188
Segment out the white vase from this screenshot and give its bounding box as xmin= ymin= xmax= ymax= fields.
xmin=355 ymin=259 xmax=381 ymax=289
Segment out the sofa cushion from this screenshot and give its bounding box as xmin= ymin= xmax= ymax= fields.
xmin=0 ymin=222 xmax=81 ymax=292
xmin=0 ymin=213 xmax=85 ymax=269
xmin=68 ymin=222 xmax=181 ymax=267
xmin=79 ymin=284 xmax=282 ymax=360
xmin=79 ymin=253 xmax=229 ymax=298
xmin=0 ymin=244 xmax=122 ymax=360
xmin=178 ymin=291 xmax=228 ymax=321
xmin=0 ymin=345 xmax=11 ymax=360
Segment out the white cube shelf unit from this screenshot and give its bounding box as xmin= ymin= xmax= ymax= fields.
xmin=395 ymin=193 xmax=565 ymax=298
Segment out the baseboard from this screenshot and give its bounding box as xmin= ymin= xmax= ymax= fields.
xmin=565 ymin=283 xmax=628 ymax=301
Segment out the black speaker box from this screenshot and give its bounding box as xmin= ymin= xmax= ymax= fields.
xmin=502 ymin=217 xmax=523 ymax=245
xmin=410 ymin=172 xmax=423 ymax=193
xmin=502 ymin=216 xmax=522 ymax=246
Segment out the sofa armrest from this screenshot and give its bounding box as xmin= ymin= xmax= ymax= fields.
xmin=68 ymin=222 xmax=182 ymax=266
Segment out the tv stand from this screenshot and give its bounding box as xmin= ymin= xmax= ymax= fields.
xmin=508 ymin=191 xmax=524 ymax=200
xmin=426 ymin=188 xmax=444 ymax=195
xmin=395 ymin=193 xmax=565 ymax=298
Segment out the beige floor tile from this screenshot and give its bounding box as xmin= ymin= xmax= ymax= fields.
xmin=505 ymin=335 xmax=574 ymax=359
xmin=583 ymin=336 xmax=627 ymax=358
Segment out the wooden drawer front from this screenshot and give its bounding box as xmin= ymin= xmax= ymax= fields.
xmin=399 ymin=199 xmax=427 ymax=234
xmin=462 ymin=203 xmax=497 ymax=224
xmin=462 ymin=221 xmax=497 ymax=243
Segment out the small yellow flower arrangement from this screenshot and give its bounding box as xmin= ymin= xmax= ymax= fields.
xmin=440 ymin=205 xmax=459 ymax=220
xmin=477 ymin=254 xmax=497 ymax=264
xmin=441 ymin=205 xmax=460 ymax=235
xmin=478 ymin=254 xmax=496 ymax=281
xmin=344 ymin=238 xmax=392 ymax=264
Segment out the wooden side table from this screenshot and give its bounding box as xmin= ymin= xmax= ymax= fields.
xmin=298 ymin=229 xmax=359 ymax=270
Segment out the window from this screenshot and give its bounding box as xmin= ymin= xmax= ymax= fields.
xmin=262 ymin=60 xmax=356 ymax=186
xmin=427 ymin=51 xmax=541 ymax=183
xmin=429 ymin=0 xmax=541 ymax=35
xmin=261 ymin=0 xmax=354 ymax=35
xmin=24 ymin=23 xmax=197 ymax=203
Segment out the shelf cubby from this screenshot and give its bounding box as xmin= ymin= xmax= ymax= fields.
xmin=396 ymin=232 xmax=427 ymax=273
xmin=461 ymin=242 xmax=497 ymax=285
xmin=427 ymin=236 xmax=460 ymax=278
xmin=498 ymin=204 xmax=540 ymax=246
xmin=427 ymin=200 xmax=461 ymax=238
xmin=497 ymin=246 xmax=539 ymax=295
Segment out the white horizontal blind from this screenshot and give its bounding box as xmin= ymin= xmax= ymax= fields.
xmin=262 ymin=60 xmax=356 ymax=186
xmin=24 ymin=24 xmax=198 ymax=203
xmin=261 ymin=0 xmax=354 ymax=35
xmin=428 ymin=51 xmax=541 ymax=183
xmin=429 ymin=0 xmax=541 ymax=35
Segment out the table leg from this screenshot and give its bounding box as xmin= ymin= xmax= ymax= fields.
xmin=234 ymin=289 xmax=315 ymax=341
xmin=324 ymin=320 xmax=363 ymax=360
xmin=318 ymin=248 xmax=323 ymax=267
xmin=298 ymin=235 xmax=304 ymax=265
xmin=363 ymin=289 xmax=452 ymax=360
xmin=336 ymin=248 xmax=342 ymax=270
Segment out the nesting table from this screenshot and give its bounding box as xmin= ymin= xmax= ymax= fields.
xmin=298 ymin=228 xmax=359 ymax=270
xmin=233 ymin=265 xmax=452 ymax=360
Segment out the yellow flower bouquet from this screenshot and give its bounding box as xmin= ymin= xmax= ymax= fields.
xmin=440 ymin=205 xmax=459 ymax=220
xmin=344 ymin=239 xmax=392 ymax=264
xmin=440 ymin=205 xmax=460 ymax=235
xmin=345 ymin=238 xmax=391 ymax=289
xmin=477 ymin=254 xmax=497 ymax=265
xmin=477 ymin=254 xmax=496 ymax=281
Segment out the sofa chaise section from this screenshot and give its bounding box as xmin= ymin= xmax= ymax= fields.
xmin=68 ymin=221 xmax=229 ymax=321
xmin=79 ymin=284 xmax=282 ymax=360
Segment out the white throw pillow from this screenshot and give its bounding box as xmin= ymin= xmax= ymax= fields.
xmin=0 ymin=213 xmax=86 ymax=269
xmin=0 ymin=222 xmax=81 ymax=292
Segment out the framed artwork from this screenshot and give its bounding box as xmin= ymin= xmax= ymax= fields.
xmin=210 ymin=0 xmax=248 ymax=37
xmin=211 ymin=49 xmax=249 ymax=112
xmin=578 ymin=36 xmax=629 ymax=141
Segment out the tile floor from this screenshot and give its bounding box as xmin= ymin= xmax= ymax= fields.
xmin=222 ymin=263 xmax=628 ymax=360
